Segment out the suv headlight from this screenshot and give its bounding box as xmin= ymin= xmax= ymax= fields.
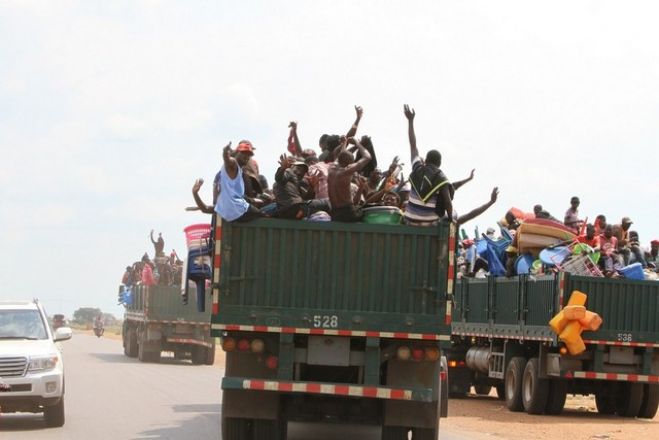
xmin=28 ymin=354 xmax=59 ymax=371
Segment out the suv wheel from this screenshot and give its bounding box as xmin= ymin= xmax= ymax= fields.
xmin=44 ymin=396 xmax=65 ymax=427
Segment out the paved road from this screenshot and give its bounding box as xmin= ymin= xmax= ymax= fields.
xmin=0 ymin=334 xmax=470 ymax=440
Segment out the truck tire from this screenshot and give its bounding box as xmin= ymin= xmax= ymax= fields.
xmin=637 ymin=384 xmax=658 ymax=419
xmin=522 ymin=358 xmax=549 ymax=415
xmin=253 ymin=418 xmax=287 ymax=440
xmin=126 ymin=330 xmax=138 ymax=358
xmin=205 ymin=346 xmax=216 ymax=365
xmin=595 ymin=393 xmax=616 ymax=415
xmin=495 ymin=383 xmax=505 ymax=401
xmin=614 ymin=382 xmax=644 ymax=417
xmin=381 ymin=426 xmax=409 ymax=440
xmin=138 ymin=340 xmax=160 ymax=363
xmin=412 ymin=427 xmax=437 ymax=439
xmin=505 ymin=357 xmax=526 ymax=412
xmin=222 ymin=417 xmax=251 ymax=440
xmin=474 ymin=384 xmax=492 ymax=396
xmin=545 ymin=379 xmax=567 ymax=415
xmin=44 ymin=396 xmax=65 ymax=427
xmin=191 ymin=345 xmax=206 ymax=365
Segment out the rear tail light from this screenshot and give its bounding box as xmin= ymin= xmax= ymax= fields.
xmin=397 ymin=346 xmax=411 ymax=360
xmin=424 ymin=347 xmax=440 ymax=362
xmin=222 ymin=337 xmax=236 ymax=352
xmin=237 ymin=339 xmax=250 ymax=352
xmin=250 ymin=339 xmax=265 ymax=353
xmin=411 ymin=347 xmax=425 ymax=361
xmin=265 ymin=355 xmax=278 ymax=369
xmin=448 ymin=360 xmax=466 ymax=368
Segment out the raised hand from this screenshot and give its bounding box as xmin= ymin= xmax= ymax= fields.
xmin=289 ymin=121 xmax=297 ymax=130
xmin=404 ymin=104 xmax=415 ymax=121
xmin=470 ymin=169 xmax=476 ymax=180
xmin=355 ymin=105 xmax=364 ymax=120
xmin=192 ymin=178 xmax=204 ymax=193
xmin=490 ymin=187 xmax=499 ymax=203
xmin=223 ymin=141 xmax=232 ymax=153
xmin=339 ymin=135 xmax=348 ymax=147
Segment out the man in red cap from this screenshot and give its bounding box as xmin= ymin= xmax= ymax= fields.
xmin=213 ymin=141 xmax=264 ymax=222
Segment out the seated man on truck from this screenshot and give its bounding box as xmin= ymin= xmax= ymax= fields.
xmin=402 ymin=104 xmax=453 ymax=226
xmin=327 ymin=136 xmax=372 ymax=222
xmin=215 ymin=141 xmax=264 ymax=223
xmin=273 ymin=154 xmax=329 ymax=219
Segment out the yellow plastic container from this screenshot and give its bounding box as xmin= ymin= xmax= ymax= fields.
xmin=559 ymin=320 xmax=583 ymax=343
xmin=563 ymin=336 xmax=586 ymax=355
xmin=579 ymin=311 xmax=603 ymax=332
xmin=566 ymin=290 xmax=587 ymax=307
xmin=560 ymin=321 xmax=586 ymax=355
xmin=549 ymin=311 xmax=568 ymax=335
xmin=563 ymin=305 xmax=586 ymax=320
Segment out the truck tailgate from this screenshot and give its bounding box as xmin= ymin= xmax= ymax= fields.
xmin=212 ymin=219 xmax=453 ymax=337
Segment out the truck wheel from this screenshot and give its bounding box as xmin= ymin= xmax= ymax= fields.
xmin=138 ymin=341 xmax=160 ymax=363
xmin=412 ymin=427 xmax=437 ymax=439
xmin=474 ymin=384 xmax=492 ymax=396
xmin=495 ymin=383 xmax=505 ymax=401
xmin=222 ymin=417 xmax=251 ymax=440
xmin=595 ymin=393 xmax=616 ymax=415
xmin=44 ymin=397 xmax=65 ymax=427
xmin=505 ymin=357 xmax=526 ymax=412
xmin=253 ymin=418 xmax=287 ymax=440
xmin=614 ymin=383 xmax=644 ymax=417
xmin=522 ymin=358 xmax=549 ymax=415
xmin=205 ymin=346 xmax=216 ymax=365
xmin=381 ymin=426 xmax=409 ymax=440
xmin=637 ymin=384 xmax=658 ymax=419
xmin=126 ymin=330 xmax=138 ymax=358
xmin=545 ymin=379 xmax=567 ymax=415
xmin=191 ymin=346 xmax=206 ymax=365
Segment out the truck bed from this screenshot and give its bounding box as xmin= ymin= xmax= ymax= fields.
xmin=124 ymin=285 xmax=211 ymax=324
xmin=211 ymin=219 xmax=454 ymax=339
xmin=452 ymin=273 xmax=659 ymax=346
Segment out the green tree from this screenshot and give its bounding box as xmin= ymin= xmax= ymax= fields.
xmin=73 ymin=307 xmax=102 ymax=324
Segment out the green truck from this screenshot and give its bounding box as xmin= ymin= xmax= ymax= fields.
xmin=209 ymin=217 xmax=456 ymax=439
xmin=447 ymin=272 xmax=659 ymax=418
xmin=122 ymin=285 xmax=215 ymax=364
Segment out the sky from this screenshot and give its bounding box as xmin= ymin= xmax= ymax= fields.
xmin=0 ymin=1 xmax=657 ymax=318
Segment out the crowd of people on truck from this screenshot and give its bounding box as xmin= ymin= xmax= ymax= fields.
xmin=191 ymin=104 xmax=498 ymax=227
xmin=189 ymin=103 xmax=656 ymax=281
xmin=120 ymin=231 xmax=183 ymax=288
xmin=456 ymin=196 xmax=658 ymax=280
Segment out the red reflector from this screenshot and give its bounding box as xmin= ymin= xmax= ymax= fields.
xmin=266 ymin=355 xmax=278 ymax=369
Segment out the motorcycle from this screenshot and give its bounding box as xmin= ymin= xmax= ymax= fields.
xmin=93 ymin=322 xmax=104 ymax=338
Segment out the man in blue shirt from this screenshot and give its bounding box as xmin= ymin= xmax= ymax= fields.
xmin=214 ymin=141 xmax=263 ymax=222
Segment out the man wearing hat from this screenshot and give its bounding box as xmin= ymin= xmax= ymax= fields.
xmin=214 ymin=141 xmax=264 ymax=222
xmin=273 ymin=154 xmax=329 ymax=219
xmin=613 ymin=217 xmax=645 ymax=267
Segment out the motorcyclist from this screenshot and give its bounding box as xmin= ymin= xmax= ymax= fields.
xmin=93 ymin=315 xmax=104 ymax=336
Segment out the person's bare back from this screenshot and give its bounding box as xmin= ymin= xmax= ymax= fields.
xmin=328 ymin=137 xmax=372 ymax=209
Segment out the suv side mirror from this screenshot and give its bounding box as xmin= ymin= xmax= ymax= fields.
xmin=54 ymin=327 xmax=73 ymax=342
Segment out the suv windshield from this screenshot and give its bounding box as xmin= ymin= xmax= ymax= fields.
xmin=0 ymin=309 xmax=48 ymax=340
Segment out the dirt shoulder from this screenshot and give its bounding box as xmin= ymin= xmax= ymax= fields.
xmin=443 ymin=390 xmax=658 ymax=440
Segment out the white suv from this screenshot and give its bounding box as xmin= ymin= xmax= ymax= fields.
xmin=0 ymin=300 xmax=72 ymax=427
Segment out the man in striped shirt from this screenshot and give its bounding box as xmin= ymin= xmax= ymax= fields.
xmin=402 ymin=104 xmax=453 ymax=226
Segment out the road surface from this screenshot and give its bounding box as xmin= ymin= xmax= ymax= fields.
xmin=0 ymin=333 xmax=470 ymax=439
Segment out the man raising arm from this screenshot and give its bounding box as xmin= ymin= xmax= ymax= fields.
xmin=327 ymin=136 xmax=372 ymax=222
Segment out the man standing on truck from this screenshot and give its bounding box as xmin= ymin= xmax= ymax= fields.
xmin=215 ymin=141 xmax=264 ymax=222
xmin=402 ymin=104 xmax=453 ymax=226
xmin=327 ymin=136 xmax=372 ymax=222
